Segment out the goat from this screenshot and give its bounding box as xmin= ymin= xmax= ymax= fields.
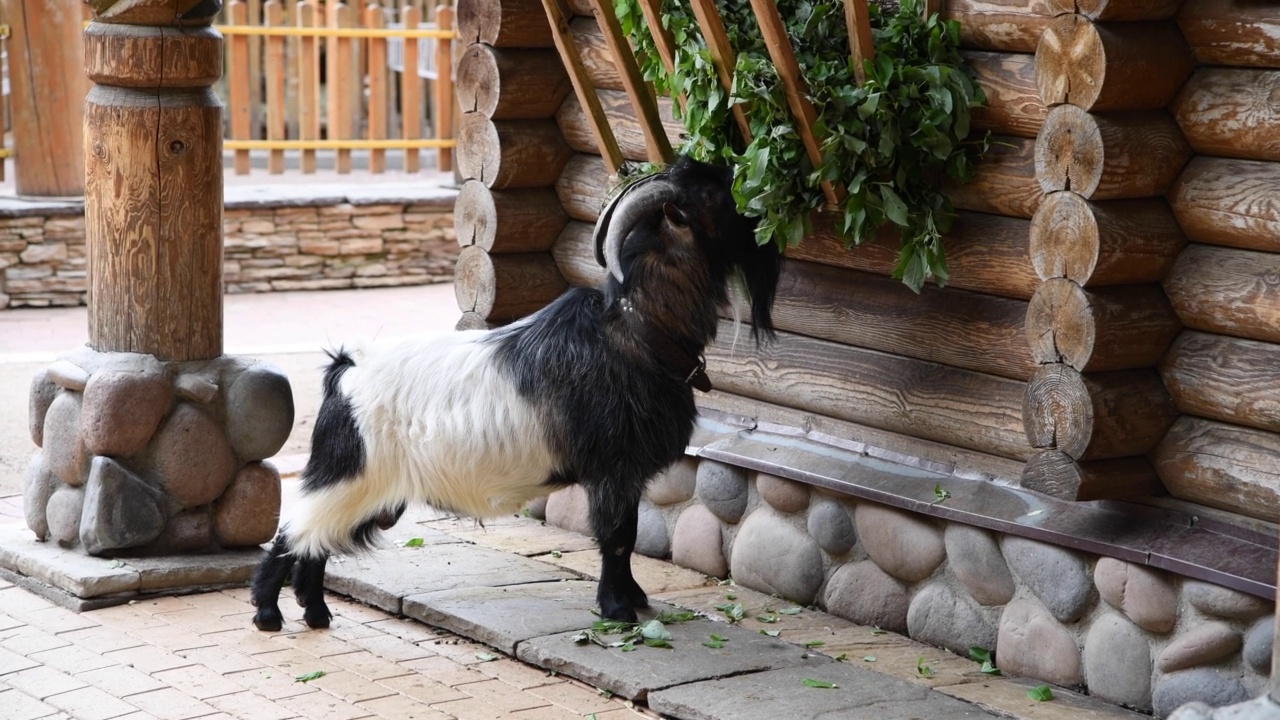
xmin=249 ymin=155 xmax=781 ymax=630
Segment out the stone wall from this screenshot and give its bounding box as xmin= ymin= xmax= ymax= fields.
xmin=541 ymin=458 xmax=1275 ymax=718
xmin=0 ymin=186 xmax=459 ymax=309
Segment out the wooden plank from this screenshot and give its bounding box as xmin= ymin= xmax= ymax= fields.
xmin=635 ymin=0 xmax=677 ymax=74
xmin=435 ymin=5 xmax=456 ymax=172
xmin=1022 ymin=450 xmax=1160 ymax=502
xmin=1153 ymin=416 xmax=1280 ymax=524
xmin=1045 ymin=0 xmax=1180 ymax=21
xmin=402 ymin=5 xmax=422 ymax=173
xmin=230 ymin=0 xmax=253 ymax=175
xmin=366 ymin=1 xmax=389 ymax=173
xmin=298 ymin=0 xmax=321 ymax=174
xmin=1164 ymin=243 xmax=1280 ymax=345
xmin=1160 ymin=330 xmax=1280 ymax=436
xmin=843 ymin=0 xmax=875 ymax=86
xmin=265 ymin=1 xmax=288 ymax=174
xmin=689 ymin=0 xmax=752 ymax=146
xmin=587 ymin=0 xmax=673 ymax=163
xmin=541 ymin=0 xmax=624 ymax=174
xmin=458 ymin=115 xmax=575 ymax=188
xmin=454 ymin=246 xmax=568 ymax=322
xmin=1169 ymin=157 xmax=1280 ymax=254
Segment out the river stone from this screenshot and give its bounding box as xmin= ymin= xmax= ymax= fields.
xmin=46 ymin=484 xmax=85 ymax=548
xmin=214 ymin=461 xmax=281 ymax=548
xmin=672 ymin=504 xmax=726 ymax=577
xmin=29 ymin=370 xmax=58 ymax=447
xmin=854 ymin=502 xmax=944 ymax=583
xmin=43 ymin=392 xmax=89 ymax=487
xmin=1185 ymin=580 xmax=1272 ymax=621
xmin=1153 ymin=669 xmax=1251 ymax=718
xmin=545 ymin=485 xmax=592 ymax=537
xmin=1243 ymin=618 xmax=1273 ymax=674
xmin=80 ymin=456 xmax=167 ymax=555
xmin=757 ymin=473 xmax=809 ymax=514
xmin=729 ymin=509 xmax=824 ymax=604
xmin=944 ymin=524 xmax=1014 ymax=607
xmin=1093 ymin=557 xmax=1178 ymax=633
xmin=1084 ymin=613 xmax=1152 ymax=710
xmin=1002 ymin=536 xmax=1093 ymax=623
xmin=24 ymin=453 xmax=57 ymax=541
xmin=225 ymin=362 xmax=294 ymax=462
xmin=696 ymin=460 xmax=749 ymax=524
xmin=81 ymin=367 xmax=173 ymax=457
xmin=1157 ymin=622 xmax=1242 ymax=673
xmin=807 ymin=499 xmax=856 ymax=555
xmin=645 ymin=458 xmax=696 ymax=506
xmin=152 ymin=404 xmax=238 ymax=508
xmin=906 ymin=582 xmax=997 ymax=656
xmin=997 ymin=599 xmax=1082 ymax=687
xmin=160 ymin=510 xmax=214 ymax=553
xmin=824 ymin=560 xmax=910 ymax=633
xmin=634 ymin=500 xmax=670 ymax=559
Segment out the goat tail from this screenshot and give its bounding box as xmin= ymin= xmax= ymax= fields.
xmin=321 ymin=346 xmax=358 ymax=395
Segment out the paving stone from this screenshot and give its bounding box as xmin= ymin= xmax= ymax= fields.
xmin=940 ymin=675 xmax=1151 ymax=720
xmin=807 ymin=499 xmax=856 ymax=556
xmin=1002 ymin=536 xmax=1094 ymax=623
xmin=224 ymin=361 xmax=294 ymax=462
xmin=128 ymin=549 xmax=263 ymax=593
xmin=696 ymin=461 xmax=749 ymax=524
xmin=1093 ymin=558 xmax=1178 ymax=634
xmin=645 ymin=458 xmax=697 ymax=506
xmin=658 ymin=585 xmax=858 ymax=648
xmin=671 ymin=504 xmax=726 ymax=578
xmin=756 ymin=473 xmax=810 ymax=514
xmin=1084 ymin=613 xmax=1152 ymax=711
xmin=1153 ymin=669 xmax=1251 ymax=718
xmin=403 ymin=580 xmax=605 ymax=654
xmin=996 ymin=599 xmax=1082 ymax=688
xmin=515 ymin=617 xmax=830 ymax=701
xmin=80 ymin=457 xmax=166 ymax=555
xmin=324 ymin=542 xmax=575 ymax=614
xmin=431 ymin=518 xmax=590 ymax=557
xmin=213 ymin=462 xmax=281 ymax=548
xmin=635 ymin=500 xmax=671 ymax=559
xmin=944 ymin=524 xmax=1014 ymax=607
xmin=906 ymin=582 xmax=998 ymax=657
xmin=855 ymin=503 xmax=945 ymax=583
xmin=0 ymin=520 xmax=142 ymax=599
xmin=824 ymin=560 xmax=910 ymax=633
xmin=1157 ymin=622 xmax=1242 ymax=673
xmin=0 ymin=687 xmax=59 ymax=720
xmin=43 ymin=684 xmax=141 ymax=720
xmin=548 ymin=549 xmax=713 ymax=596
xmin=729 ymin=509 xmax=824 ymax=605
xmin=1184 ymin=580 xmax=1272 ymax=621
xmin=152 ymin=403 xmax=237 ymax=509
xmin=648 ymin=662 xmax=995 ymax=720
xmin=1243 ymin=617 xmax=1274 ymax=674
xmin=544 ymin=485 xmax=592 ymax=538
xmin=80 ymin=365 xmax=173 ymax=457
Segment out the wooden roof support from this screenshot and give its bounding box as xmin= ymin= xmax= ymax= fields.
xmin=541 ymin=0 xmax=625 ymax=174
xmin=587 ymin=0 xmax=674 ymax=164
xmin=688 ymin=0 xmax=753 ymax=147
xmin=632 ymin=0 xmax=689 ymax=114
xmin=843 ymin=0 xmax=875 ymax=86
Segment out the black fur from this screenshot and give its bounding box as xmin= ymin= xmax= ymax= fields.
xmin=301 ymin=349 xmax=365 ymax=492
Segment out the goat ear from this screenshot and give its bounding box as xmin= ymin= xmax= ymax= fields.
xmin=662 ymin=202 xmax=690 ymax=228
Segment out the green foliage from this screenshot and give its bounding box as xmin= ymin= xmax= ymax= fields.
xmin=614 ymin=0 xmax=988 ymax=291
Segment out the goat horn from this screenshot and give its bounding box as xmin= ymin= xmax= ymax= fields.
xmin=593 ymin=173 xmax=678 ymax=283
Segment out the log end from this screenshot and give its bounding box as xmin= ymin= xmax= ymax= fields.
xmin=457 ymin=44 xmax=502 ymax=118
xmin=1030 ymin=191 xmax=1099 ymax=283
xmin=1026 ymin=278 xmax=1095 ymax=369
xmin=455 ymin=180 xmax=497 ymax=250
xmin=1023 ymin=449 xmax=1162 ymax=501
xmin=1035 ymin=15 xmax=1104 ymax=110
xmin=1035 ymin=104 xmax=1104 ymax=196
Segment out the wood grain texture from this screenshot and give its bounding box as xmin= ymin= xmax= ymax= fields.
xmin=1045 ymin=0 xmax=1181 ymax=20
xmin=1164 ymin=243 xmax=1280 ymax=344
xmin=1034 ymin=105 xmax=1192 ymax=200
xmin=556 ymin=152 xmax=611 ymax=222
xmin=1159 ymin=330 xmax=1280 ymax=435
xmin=1025 ymin=278 xmax=1180 ymax=372
xmin=455 ymin=180 xmax=568 ymax=252
xmin=707 ymin=324 xmax=1032 ymax=460
xmin=1170 ymin=157 xmax=1280 ymax=254
xmin=966 ymin=51 xmax=1046 ymax=138
xmin=557 ymin=89 xmax=686 ymax=163
xmin=1171 ymin=68 xmax=1280 ymax=164
xmin=551 ymin=220 xmax=608 ymax=288
xmin=1035 ymin=16 xmax=1192 ymax=112
xmin=543 ymin=0 xmax=624 ymax=174
xmin=1152 ymin=416 xmax=1280 ymax=523
xmin=456 ymin=44 xmax=571 ymax=120
xmin=1023 ymin=363 xmax=1178 ymax=461
xmin=943 ymin=0 xmax=1054 ymax=52
xmin=457 ymin=115 xmax=574 ymax=189
xmin=587 ymin=0 xmax=673 ymax=163
xmin=453 ymin=246 xmax=567 ymax=322
xmin=457 ymin=0 xmax=554 ymax=48
xmin=1021 ymin=449 xmax=1161 ymax=501
xmin=1177 ymin=0 xmax=1280 ymax=69
xmin=946 ymin=135 xmax=1043 ymax=219
xmin=570 ymin=16 xmax=623 ymax=91
xmin=1030 ymin=191 xmax=1186 ymax=286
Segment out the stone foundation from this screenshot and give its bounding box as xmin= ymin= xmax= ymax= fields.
xmin=543 ymin=458 xmax=1275 ymax=718
xmin=24 ymin=345 xmax=294 ymax=555
xmin=0 ymin=186 xmax=459 ymax=309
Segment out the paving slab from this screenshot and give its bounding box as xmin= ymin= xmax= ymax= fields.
xmin=432 ymin=518 xmax=600 ymax=557
xmin=939 ymin=676 xmax=1149 ymax=720
xmin=647 ymin=663 xmax=996 ymax=720
xmin=323 ymin=541 xmax=577 ymax=614
xmin=549 ymin=549 xmax=715 ymax=596
xmin=515 ymin=617 xmax=831 ymax=701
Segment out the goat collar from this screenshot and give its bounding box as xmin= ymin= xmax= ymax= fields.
xmin=619 ymin=298 xmax=712 ymax=393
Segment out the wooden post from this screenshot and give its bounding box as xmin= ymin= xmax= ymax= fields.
xmin=403 ymin=5 xmax=423 ymax=173
xmin=7 ymin=0 xmax=92 ymax=195
xmin=435 ymin=5 xmax=456 ymax=172
xmin=84 ymin=0 xmax=225 ymax=361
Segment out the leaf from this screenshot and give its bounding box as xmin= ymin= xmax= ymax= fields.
xmin=756 ymin=615 xmax=779 ymax=624
xmin=968 ymin=647 xmax=992 ymax=663
xmin=980 ymin=660 xmax=1001 ymax=675
xmin=715 ymin=603 xmax=746 ymax=622
xmin=402 ymin=537 xmax=425 ymax=548
xmin=550 ymin=550 xmax=562 ymax=559
xmin=571 ymin=632 xmax=591 ymax=645
xmin=295 ymin=670 xmax=326 ymax=683
xmin=880 ymin=186 xmax=910 ymax=227
xmin=932 ymin=484 xmax=951 ymax=504
xmin=702 ymin=639 xmax=725 ymax=649
xmin=862 ymin=656 xmax=877 ymax=662
xmin=710 ymin=634 xmax=728 ymax=642
xmin=802 ymin=678 xmax=838 ymax=689
xmin=1028 ymin=685 xmax=1054 ymax=702
xmin=870 ymin=627 xmax=887 ymax=636
xmin=777 ymin=607 xmax=803 ymax=616
xmin=725 ymin=594 xmax=737 ymax=601
xmin=475 ymin=652 xmax=498 ymax=662
xmin=639 ymin=620 xmax=671 ymax=642
xmin=916 ymin=657 xmax=935 ymax=677
xmin=642 ymin=637 xmax=673 ymax=649
xmin=802 ymin=640 xmax=825 ymax=648
xmin=760 ymin=629 xmax=781 ymax=637
xmin=835 ymin=653 xmax=848 ymax=662
xmin=106 ymin=559 xmax=125 ymax=569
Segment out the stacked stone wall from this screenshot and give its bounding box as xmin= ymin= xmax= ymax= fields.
xmin=543 ymin=459 xmax=1275 ymax=717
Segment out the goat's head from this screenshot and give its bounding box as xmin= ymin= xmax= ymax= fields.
xmin=593 ymin=156 xmax=780 ymax=342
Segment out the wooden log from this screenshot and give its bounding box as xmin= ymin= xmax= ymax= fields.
xmin=1164 ymin=243 xmax=1280 ymax=344
xmin=1023 ymin=364 xmax=1178 ymax=461
xmin=1044 ymin=0 xmax=1181 ymax=20
xmin=85 ymin=22 xmax=224 ymax=361
xmin=8 ymin=0 xmax=90 ymax=195
xmin=551 ymin=220 xmax=608 ymax=288
xmin=1035 ymin=105 xmax=1192 ymax=200
xmin=1171 ymin=68 xmax=1280 ymax=164
xmin=1022 ymin=449 xmax=1161 ymax=502
xmin=543 ymin=0 xmax=625 ymax=174
xmin=455 ymin=180 xmax=568 ymax=252
xmin=1169 ymin=157 xmax=1280 ymax=254
xmin=943 ymin=0 xmax=1054 ymax=53
xmin=457 ymin=0 xmax=554 ymax=48
xmin=1153 ymin=417 xmax=1280 ymax=523
xmin=557 ymin=90 xmax=685 ymax=163
xmin=457 ymin=115 xmax=574 ymax=189
xmin=965 ymin=51 xmax=1046 ymax=139
xmin=456 ymin=312 xmax=495 ymax=330
xmin=556 ymin=153 xmax=611 ymax=223
xmin=795 ymin=211 xmax=1039 ymax=300
xmin=1030 ymin=191 xmax=1186 ymax=286
xmin=1159 ymin=330 xmax=1280 ymax=436
xmin=1035 ymin=16 xmax=1192 ymax=112
xmin=456 ymin=45 xmax=571 ymax=120
xmin=1177 ymin=0 xmax=1280 ymax=69
xmin=772 ymin=260 xmax=1034 ymax=380
xmin=707 ymin=324 xmax=1032 ymax=460
xmin=945 ymin=135 xmax=1042 ymax=219
xmin=571 ymin=16 xmax=623 ymax=91
xmin=453 ymin=247 xmax=568 ymax=322
xmin=588 ymin=0 xmax=674 ymax=164
xmin=1025 ymin=278 xmax=1180 ymax=372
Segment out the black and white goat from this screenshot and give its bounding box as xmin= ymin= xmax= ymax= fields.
xmin=250 ymin=156 xmax=781 ymax=630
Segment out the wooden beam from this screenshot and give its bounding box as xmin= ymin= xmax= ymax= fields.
xmin=689 ymin=0 xmax=753 ymax=146
xmin=843 ymin=0 xmax=875 ymax=86
xmin=587 ymin=0 xmax=674 ymax=163
xmin=541 ymin=0 xmax=625 ymax=174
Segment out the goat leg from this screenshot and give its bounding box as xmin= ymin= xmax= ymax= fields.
xmin=291 ymin=555 xmax=333 ymax=629
xmin=588 ymin=483 xmax=648 ymax=622
xmin=250 ymin=534 xmax=297 ymax=632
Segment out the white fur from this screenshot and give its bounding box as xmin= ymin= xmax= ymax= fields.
xmin=284 ymin=330 xmax=558 ymax=558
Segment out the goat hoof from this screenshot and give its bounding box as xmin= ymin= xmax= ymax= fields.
xmin=253 ymin=607 xmax=284 ymax=632
xmin=304 ymin=604 xmax=333 ymax=629
xmin=598 ymin=602 xmax=638 ymax=623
